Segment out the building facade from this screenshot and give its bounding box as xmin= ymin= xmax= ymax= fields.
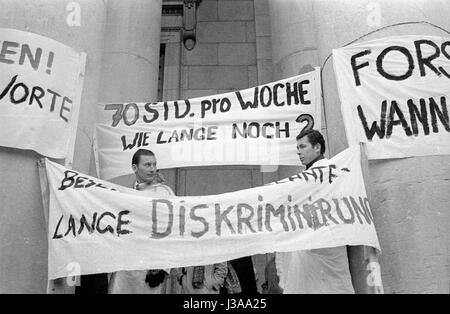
xmin=0 ymin=0 xmax=449 ymax=293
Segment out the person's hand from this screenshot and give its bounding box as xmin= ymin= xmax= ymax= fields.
xmin=145 ymin=269 xmax=166 ymax=288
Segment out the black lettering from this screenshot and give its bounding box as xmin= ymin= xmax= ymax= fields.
xmin=362 ymin=197 xmax=374 ymax=222
xmin=207 ymin=126 xmax=217 ymax=140
xmin=151 ymin=199 xmax=173 ymax=239
xmin=0 ymin=41 xmax=19 ymax=64
xmin=350 ymin=196 xmax=371 ymax=224
xmin=190 ymin=204 xmax=209 ymax=238
xmin=429 ymin=96 xmax=450 ymax=133
xmin=351 ymin=49 xmax=371 ymax=86
xmin=58 ymin=170 xmax=78 ymax=190
xmin=286 ymin=82 xmax=299 ymax=105
xmin=286 ymin=195 xmax=296 ymax=231
xmin=328 ymin=165 xmax=338 ymax=184
xmin=308 ymin=201 xmax=325 ymax=230
xmin=74 ymin=176 xmax=88 ymax=188
xmin=316 ymin=198 xmax=339 ymax=225
xmin=261 ymin=123 xmax=274 ymax=139
xmin=46 ymin=88 xmax=61 ymax=112
xmin=29 ymin=86 xmax=44 ymax=108
xmin=96 ymin=212 xmax=116 ymax=234
xmin=117 ymin=210 xmax=132 ymax=236
xmin=104 ymin=103 xmax=124 ymax=127
xmin=247 ymin=122 xmax=260 ymax=138
xmin=343 ymin=197 xmax=363 ymax=224
xmin=64 ymin=215 xmax=77 ymax=237
xmin=220 ymin=98 xmax=231 ymax=112
xmin=59 ymin=97 xmax=72 ymax=122
xmin=52 ymin=215 xmax=65 ymax=239
xmin=236 ymin=87 xmax=259 ymax=109
xmin=357 ymin=101 xmax=387 ymax=140
xmin=377 ymin=46 xmax=414 ymax=81
xmin=200 ymin=100 xmax=212 ymax=119
xmin=18 ymin=44 xmax=42 ymax=70
xmin=334 ymin=198 xmax=355 ymax=224
xmin=386 ymin=100 xmax=413 ymax=138
xmin=303 ymin=169 xmax=317 ymax=182
xmin=259 ymin=86 xmax=272 ymax=107
xmin=414 ymin=39 xmax=441 ymax=77
xmin=168 ymin=130 xmax=179 ymax=143
xmin=10 ymin=82 xmax=29 ymax=104
xmin=439 ymin=41 xmax=450 ymax=78
xmin=0 ymin=75 xmax=17 ymax=100
xmin=123 ymin=103 xmax=139 ymax=126
xmin=179 ymin=203 xmax=186 ymax=237
xmin=78 ymin=213 xmax=97 ymax=235
xmin=257 ymin=195 xmax=264 ymax=232
xmin=309 ymin=166 xmax=326 ymax=183
xmin=292 ymin=204 xmax=313 ymax=229
xmin=276 ymin=122 xmax=290 ymax=138
xmin=237 ymin=203 xmax=256 ymax=234
xmin=143 ymin=102 xmax=159 ymax=123
xmin=273 ymin=83 xmax=285 ymax=106
xmin=121 ymin=133 xmax=139 ymax=151
xmin=193 ymin=128 xmax=205 ymax=141
xmin=215 ymin=204 xmax=236 ymax=236
xmin=175 ymin=100 xmax=191 ymax=119
xmin=84 ymin=179 xmax=97 ymax=189
xmin=156 ymin=131 xmax=167 ymax=144
xmin=408 ymin=98 xmax=430 ymax=136
xmin=298 ymin=80 xmax=311 ymax=104
xmin=232 ymin=123 xmax=247 ymax=139
xmin=265 ymin=203 xmax=289 ymax=232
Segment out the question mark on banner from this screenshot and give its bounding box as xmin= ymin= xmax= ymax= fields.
xmin=65 ymin=262 xmax=81 ymax=287
xmin=66 ymin=2 xmax=81 ymax=27
xmin=296 ymin=114 xmax=314 ymax=134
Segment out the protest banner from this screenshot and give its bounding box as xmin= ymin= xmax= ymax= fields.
xmin=93 ymin=68 xmax=322 ymax=180
xmin=43 ymin=145 xmax=380 ymax=280
xmin=333 ymin=35 xmax=450 ymax=159
xmin=0 ymin=28 xmax=86 ymax=160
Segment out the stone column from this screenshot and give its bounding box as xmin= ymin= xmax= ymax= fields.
xmin=268 ymin=0 xmax=450 ymax=294
xmin=312 ymin=0 xmax=450 ymax=293
xmin=268 ymin=0 xmax=324 ymax=180
xmin=0 ymin=0 xmax=106 ymax=293
xmin=96 ymin=0 xmax=163 ymax=187
xmin=98 ymin=0 xmax=162 ymax=102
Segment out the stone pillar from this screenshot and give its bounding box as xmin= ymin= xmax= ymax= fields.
xmin=312 ymin=0 xmax=450 ymax=293
xmin=268 ymin=0 xmax=323 ymax=179
xmin=268 ymin=0 xmax=450 ymax=294
xmin=96 ymin=0 xmax=163 ymax=187
xmin=98 ymin=0 xmax=162 ymax=102
xmin=0 ymin=0 xmax=106 ymax=293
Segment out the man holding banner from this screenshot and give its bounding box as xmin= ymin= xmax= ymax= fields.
xmin=275 ymin=130 xmax=355 ymax=294
xmin=108 ymin=149 xmax=176 ymax=294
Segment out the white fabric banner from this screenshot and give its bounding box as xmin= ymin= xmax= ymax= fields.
xmin=0 ymin=28 xmax=86 ymax=158
xmin=94 ymin=69 xmax=322 ymax=180
xmin=333 ymin=35 xmax=450 ymax=159
xmin=44 ymin=145 xmax=380 ymax=280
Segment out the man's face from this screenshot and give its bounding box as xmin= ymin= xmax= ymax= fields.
xmin=133 ymin=154 xmax=158 ymax=183
xmin=296 ymin=136 xmax=321 ymax=166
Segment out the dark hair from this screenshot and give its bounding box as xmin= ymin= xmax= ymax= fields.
xmin=296 ymin=129 xmax=326 ymax=155
xmin=132 ymin=149 xmax=155 ymax=166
